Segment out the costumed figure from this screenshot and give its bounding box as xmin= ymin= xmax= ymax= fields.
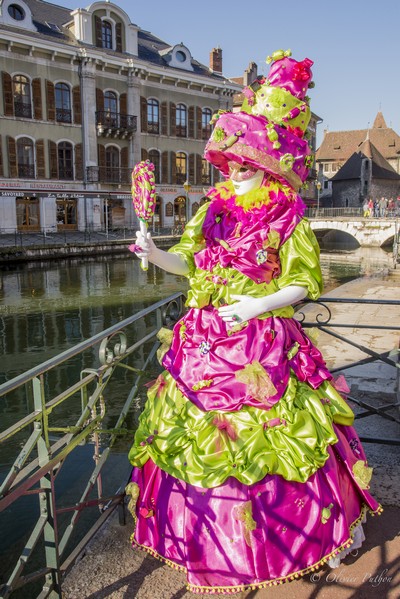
xmin=126 ymin=49 xmax=381 ymax=594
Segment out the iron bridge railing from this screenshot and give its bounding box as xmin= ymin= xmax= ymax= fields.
xmin=0 ymin=293 xmax=399 ymax=597
xmin=0 ymin=293 xmax=185 ymax=599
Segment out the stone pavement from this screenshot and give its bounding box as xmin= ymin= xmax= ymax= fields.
xmin=62 ymin=271 xmax=400 ymax=599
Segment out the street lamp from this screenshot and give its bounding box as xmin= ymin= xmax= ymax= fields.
xmin=316 ymin=181 xmax=322 ymax=215
xmin=183 ymin=180 xmax=191 ymax=223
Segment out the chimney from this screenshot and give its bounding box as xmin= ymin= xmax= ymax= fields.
xmin=210 ymin=47 xmax=222 ymax=74
xmin=243 ymin=61 xmax=258 ymax=86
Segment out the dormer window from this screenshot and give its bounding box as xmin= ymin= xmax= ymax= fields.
xmin=176 ymin=50 xmax=186 ymax=62
xmin=102 ymin=20 xmax=113 ymax=49
xmin=0 ymin=0 xmax=36 ymax=30
xmin=8 ymin=4 xmax=25 ymax=20
xmin=159 ymin=44 xmax=194 ymax=71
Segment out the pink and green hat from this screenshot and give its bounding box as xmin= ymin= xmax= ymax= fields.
xmin=204 ymin=49 xmax=315 ymax=191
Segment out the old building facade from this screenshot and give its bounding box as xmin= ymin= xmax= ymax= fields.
xmin=315 ymin=112 xmax=400 ymax=205
xmin=330 ymin=138 xmax=400 ymax=208
xmin=0 ymin=0 xmax=241 ymax=234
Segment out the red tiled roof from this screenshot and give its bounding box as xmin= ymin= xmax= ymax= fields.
xmin=316 ymin=112 xmax=400 ymax=162
xmin=332 ymin=139 xmax=400 ymax=181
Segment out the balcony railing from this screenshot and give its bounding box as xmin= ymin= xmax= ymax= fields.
xmin=56 ymin=108 xmax=72 ymax=124
xmin=96 ymin=111 xmax=137 ymax=136
xmin=0 ymin=293 xmax=186 ymax=599
xmin=17 ymin=164 xmax=35 ymax=178
xmin=14 ymin=101 xmax=32 ymax=119
xmin=86 ymin=166 xmax=131 ymax=185
xmin=58 ymin=167 xmax=74 ymax=180
xmin=147 ymin=122 xmax=159 ymax=134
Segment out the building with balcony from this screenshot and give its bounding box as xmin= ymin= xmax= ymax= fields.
xmin=0 ymin=0 xmax=242 ymax=234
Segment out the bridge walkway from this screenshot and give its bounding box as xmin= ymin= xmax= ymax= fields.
xmin=62 ymin=272 xmax=400 ymax=599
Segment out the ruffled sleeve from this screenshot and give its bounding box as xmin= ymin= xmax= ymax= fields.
xmin=277 ymin=219 xmax=323 ymax=300
xmin=167 ymin=203 xmax=208 ymax=277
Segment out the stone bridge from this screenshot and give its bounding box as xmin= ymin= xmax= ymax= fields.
xmin=309 ymin=217 xmax=398 ymax=247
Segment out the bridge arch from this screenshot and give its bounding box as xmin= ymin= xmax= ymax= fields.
xmin=312 ymin=226 xmax=360 ymax=249
xmin=309 ymin=218 xmax=397 ymax=248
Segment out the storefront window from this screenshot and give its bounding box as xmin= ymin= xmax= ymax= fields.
xmin=16 ymin=196 xmax=40 ymax=231
xmin=56 ymin=199 xmax=77 ymax=229
xmin=174 ymin=196 xmax=186 ymax=224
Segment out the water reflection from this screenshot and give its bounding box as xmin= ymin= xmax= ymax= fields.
xmin=0 ymin=248 xmax=394 ymax=380
xmin=321 ymin=246 xmax=394 ymax=291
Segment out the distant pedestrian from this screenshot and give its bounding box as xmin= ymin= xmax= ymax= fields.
xmin=363 ymin=199 xmax=369 ymax=217
xmin=379 ymin=196 xmax=387 ymax=218
xmin=387 ymin=197 xmax=395 ymax=216
xmin=367 ymin=198 xmax=374 ymax=217
xmin=374 ymin=199 xmax=379 ymax=217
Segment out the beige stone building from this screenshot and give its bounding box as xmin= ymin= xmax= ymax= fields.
xmin=0 ymin=0 xmax=241 ymax=234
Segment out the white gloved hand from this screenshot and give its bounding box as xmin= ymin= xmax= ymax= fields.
xmin=129 ymin=231 xmax=189 ymax=276
xmin=218 ymin=285 xmax=307 ymax=324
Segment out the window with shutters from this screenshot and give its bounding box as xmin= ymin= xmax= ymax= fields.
xmin=102 ymin=20 xmax=113 ymax=49
xmin=104 ymin=91 xmax=118 ymax=127
xmin=105 ymin=146 xmax=120 ymax=183
xmin=13 ymin=75 xmax=32 ymax=119
xmin=201 ymin=158 xmax=211 ymax=185
xmin=176 ymin=104 xmax=187 ymax=137
xmin=58 ymin=142 xmax=74 ymax=180
xmin=55 ymin=83 xmax=72 ymax=123
xmin=17 ymin=137 xmax=35 ymax=178
xmin=147 ymin=99 xmax=159 ymax=134
xmin=201 ymin=107 xmax=212 ymax=140
xmin=176 ymin=152 xmax=187 ymax=185
xmin=148 ymin=150 xmax=161 ymax=183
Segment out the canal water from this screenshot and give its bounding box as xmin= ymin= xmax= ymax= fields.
xmin=0 ymin=246 xmax=395 ymax=593
xmin=0 ymin=246 xmax=394 ymax=381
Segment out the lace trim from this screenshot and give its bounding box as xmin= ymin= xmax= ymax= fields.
xmin=130 ymin=503 xmax=383 ymax=594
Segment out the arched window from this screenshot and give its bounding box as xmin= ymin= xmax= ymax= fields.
xmin=175 ymin=152 xmax=187 ymax=185
xmin=17 ymin=137 xmax=34 ymax=178
xmin=174 ymin=196 xmax=186 ymax=224
xmin=176 ymin=104 xmax=187 ymax=137
xmin=55 ymin=83 xmax=71 ymax=123
xmin=192 ymin=202 xmax=200 ymax=216
xmin=147 ymin=99 xmax=159 ymax=134
xmin=13 ymin=75 xmax=32 ymax=118
xmin=105 ymin=146 xmax=120 ymax=183
xmin=104 ymin=91 xmax=118 ymax=127
xmin=104 ymin=91 xmax=118 ymax=113
xmin=201 ymin=107 xmax=212 ymax=140
xmin=201 ymin=158 xmax=211 ymax=185
xmin=58 ymin=141 xmax=74 ymax=180
xmin=102 ymin=20 xmax=113 ymax=49
xmin=149 ymin=149 xmax=161 ymax=184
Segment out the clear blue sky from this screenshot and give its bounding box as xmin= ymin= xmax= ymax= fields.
xmin=61 ymin=0 xmax=399 ymax=147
